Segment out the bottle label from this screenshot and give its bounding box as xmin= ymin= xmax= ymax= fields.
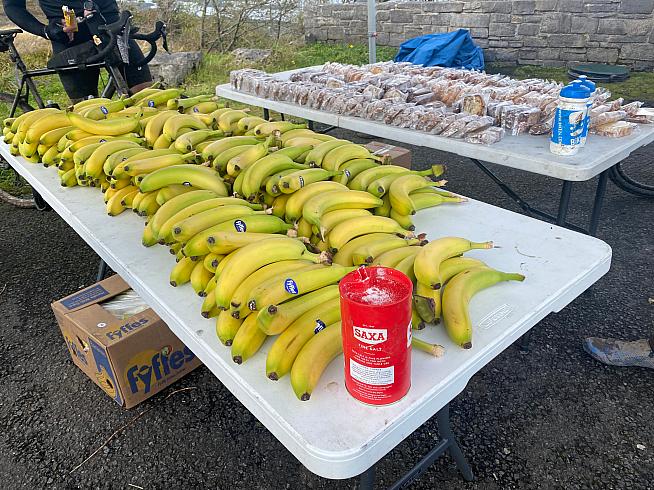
xmin=551 ymin=106 xmax=586 ymax=149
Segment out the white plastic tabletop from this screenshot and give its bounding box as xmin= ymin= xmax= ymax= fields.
xmin=215 ymin=67 xmax=654 ymax=182
xmin=1 ymin=144 xmax=611 ymax=479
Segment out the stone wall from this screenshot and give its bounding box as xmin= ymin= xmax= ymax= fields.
xmin=304 ymin=1 xmax=654 ymax=69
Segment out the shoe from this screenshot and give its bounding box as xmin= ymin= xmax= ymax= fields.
xmin=583 ymin=337 xmax=654 ymax=369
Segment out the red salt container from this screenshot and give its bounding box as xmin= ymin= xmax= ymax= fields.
xmin=339 ymin=266 xmax=413 ymax=405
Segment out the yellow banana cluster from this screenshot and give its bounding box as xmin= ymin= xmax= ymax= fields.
xmin=3 ymin=92 xmax=525 ymax=402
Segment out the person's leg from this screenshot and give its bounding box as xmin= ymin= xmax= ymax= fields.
xmin=124 ymin=39 xmax=154 ymax=95
xmin=583 ymin=335 xmax=654 ymax=369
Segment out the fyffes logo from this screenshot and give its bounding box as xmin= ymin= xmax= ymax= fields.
xmin=314 ymin=319 xmax=326 ymax=335
xmin=106 ymin=318 xmax=149 ymax=341
xmin=125 ymin=345 xmax=195 ymax=395
xmin=284 ymin=278 xmax=299 ymax=295
xmin=234 ymin=219 xmax=247 ymax=233
xmin=353 ymin=326 xmax=387 ymax=345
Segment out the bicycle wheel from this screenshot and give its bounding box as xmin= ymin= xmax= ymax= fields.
xmin=609 ymin=161 xmax=654 ymax=198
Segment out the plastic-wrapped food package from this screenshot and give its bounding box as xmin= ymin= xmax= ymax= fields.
xmin=294 ymin=84 xmax=311 ymax=105
xmin=413 ymin=109 xmax=444 ymax=132
xmin=529 ymin=117 xmax=554 ymax=135
xmin=460 ymin=93 xmax=488 ymax=116
xmin=463 ymin=115 xmax=494 ymax=135
xmin=627 ymin=108 xmax=654 ymax=124
xmin=501 ymin=105 xmax=541 ymax=135
xmin=363 ymin=84 xmax=385 ymax=99
xmin=382 ymin=87 xmax=408 ymax=103
xmin=487 ymin=101 xmax=513 ymax=125
xmin=593 ymin=121 xmax=637 ymax=137
xmin=441 ymin=82 xmax=467 ymax=106
xmin=102 ymin=289 xmax=149 ymax=319
xmin=383 ymin=104 xmax=410 ymax=125
xmin=392 ymin=107 xmax=417 ymax=128
xmin=325 ymin=77 xmax=345 ymax=89
xmin=590 ymin=110 xmax=627 ymax=128
xmin=540 ymin=99 xmax=559 ymax=120
xmin=621 ymin=101 xmax=643 ymax=116
xmin=431 ymin=113 xmax=458 ymax=135
xmin=465 ymin=126 xmax=506 ymax=145
xmin=441 ymin=115 xmax=478 ymax=138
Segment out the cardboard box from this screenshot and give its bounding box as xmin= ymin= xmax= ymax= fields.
xmin=365 ymin=141 xmax=412 ymax=169
xmin=51 ymin=275 xmax=201 ymax=408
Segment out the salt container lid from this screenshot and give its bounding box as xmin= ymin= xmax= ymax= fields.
xmin=560 ymin=81 xmax=591 ymax=99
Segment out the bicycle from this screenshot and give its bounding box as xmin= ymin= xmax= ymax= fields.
xmin=608 ymin=159 xmax=654 ymax=198
xmin=0 ymin=9 xmax=168 ymax=208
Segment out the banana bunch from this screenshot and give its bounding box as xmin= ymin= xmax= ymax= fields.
xmin=3 ymin=99 xmax=529 ymax=403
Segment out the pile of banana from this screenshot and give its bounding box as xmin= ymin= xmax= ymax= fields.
xmin=2 ymin=87 xmax=524 ymax=401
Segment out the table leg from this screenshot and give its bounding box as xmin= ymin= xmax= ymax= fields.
xmin=588 ymin=170 xmax=608 ymax=237
xmin=469 ymin=159 xmax=535 ymax=218
xmin=263 ymin=108 xmax=270 ymax=120
xmin=518 ymin=330 xmax=533 ymax=352
xmin=388 ymin=403 xmax=474 ymax=489
xmin=556 ymin=181 xmax=573 ymax=226
xmin=96 ymin=259 xmax=108 ymax=282
xmin=308 ymin=120 xmax=314 ymax=131
xmin=359 ymin=465 xmax=376 ymax=490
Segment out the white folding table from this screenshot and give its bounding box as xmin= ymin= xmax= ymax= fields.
xmin=0 ymin=144 xmax=612 ymax=488
xmin=216 ymin=68 xmax=654 ymax=236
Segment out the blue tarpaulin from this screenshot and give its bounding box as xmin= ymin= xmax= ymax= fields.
xmin=394 ymin=29 xmax=485 ymax=70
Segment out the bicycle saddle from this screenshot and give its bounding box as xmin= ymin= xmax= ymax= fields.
xmin=0 ymin=28 xmax=22 ymax=37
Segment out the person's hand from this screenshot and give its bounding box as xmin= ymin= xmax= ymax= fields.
xmin=62 ymin=20 xmax=76 ymax=42
xmin=43 ymin=20 xmax=71 ymax=44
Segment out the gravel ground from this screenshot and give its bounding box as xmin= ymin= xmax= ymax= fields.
xmin=0 ymin=130 xmax=653 ymax=490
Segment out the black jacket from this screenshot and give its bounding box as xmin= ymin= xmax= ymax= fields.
xmin=3 ymin=0 xmax=119 ymax=38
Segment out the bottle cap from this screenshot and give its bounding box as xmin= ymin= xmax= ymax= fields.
xmin=576 ymin=75 xmax=596 ymax=93
xmin=560 ymin=81 xmax=591 ymax=99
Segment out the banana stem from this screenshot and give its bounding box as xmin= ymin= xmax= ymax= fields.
xmin=471 ymin=241 xmax=494 ymax=250
xmin=412 ymin=337 xmax=445 ymax=357
xmin=503 ymin=272 xmax=526 ymax=282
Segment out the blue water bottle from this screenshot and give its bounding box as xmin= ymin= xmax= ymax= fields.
xmin=550 ymin=81 xmax=591 ymax=156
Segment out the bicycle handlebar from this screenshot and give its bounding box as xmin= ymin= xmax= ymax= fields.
xmin=85 ymin=11 xmax=166 ymax=67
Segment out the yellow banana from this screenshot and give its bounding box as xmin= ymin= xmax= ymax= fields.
xmin=394 ymin=252 xmax=418 ymax=282
xmin=389 ymin=174 xmax=446 ymax=216
xmin=42 ymin=145 xmax=60 ymax=167
xmin=241 ymin=154 xmax=306 ymax=200
xmin=203 ymin=253 xmax=224 ymax=274
xmin=216 ymin=310 xmax=246 ymax=346
xmin=150 ymin=189 xmax=218 ymax=238
xmin=230 ymin=313 xmax=267 ymax=364
xmin=84 ymin=140 xmax=143 ymax=179
xmin=229 ymin=260 xmax=312 ymax=319
xmin=413 ymin=237 xmax=494 ymax=290
xmin=218 ymin=109 xmax=251 ymax=134
xmin=302 ymin=190 xmax=382 ymax=227
xmin=106 ymin=185 xmax=138 ymax=215
xmin=138 ymin=88 xmax=183 ymax=108
xmin=279 ymin=128 xmax=322 ymax=145
xmin=139 ymin=164 xmax=228 ymax=196
xmin=443 ymin=267 xmax=525 ymax=349
xmin=103 ymin=147 xmax=147 ymax=176
xmin=67 ymin=111 xmax=140 ymax=136
xmin=156 ymin=184 xmax=195 ymax=205
xmin=265 ymin=297 xmax=341 ymax=380
xmin=256 ymin=281 xmax=342 ymax=336
xmin=171 ymin=205 xmax=258 ymax=243
xmin=185 ymin=101 xmax=220 ymax=115
xmin=211 ymin=144 xmax=254 ymax=173
xmin=332 ymin=233 xmax=399 ymax=266
xmin=316 ymin=209 xmax=372 ymax=240
xmin=82 ymin=99 xmax=126 ymax=120
xmin=248 ymin=265 xmax=353 ymax=313
xmin=278 ymin=168 xmax=337 ymax=193
xmin=322 ymin=143 xmax=379 ymax=171
xmin=144 ymin=110 xmax=179 ymax=147
xmin=25 ymin=113 xmax=70 ymax=143
xmin=168 ymin=94 xmax=214 ymax=111
xmin=371 ymin=244 xmax=422 ymax=268
xmin=253 ymin=121 xmax=306 ymax=137
xmin=169 ymin=256 xmax=196 ymax=287
xmin=290 ymin=321 xmax=342 ymax=401
xmin=236 ymin=116 xmax=266 ymax=133
xmin=303 ymin=139 xmax=350 ymax=167
xmin=39 ymin=125 xmax=74 ymax=146
xmin=123 ymin=152 xmax=198 ymax=179
xmin=15 ymin=108 xmax=59 ymax=138
xmin=283 ymin=181 xmax=348 ymax=223
xmin=225 ymin=139 xmax=270 ymax=176
xmin=182 ymin=214 xmax=294 ymax=259
xmin=336 ymin=158 xmax=379 ymax=185
xmin=282 ymin=136 xmax=324 ymax=148
xmin=136 ymin=191 xmax=160 ymax=217
xmin=190 ymin=259 xmax=213 ymax=295
xmin=214 ymin=237 xmax=319 ymax=309
xmin=271 ymin=193 xmax=291 ymax=219
xmin=174 ymin=129 xmax=223 ymax=152
xmin=206 ymin=231 xmax=285 ymax=255
xmin=201 ymin=136 xmax=261 ymax=162
xmin=328 ymin=215 xmax=412 ymax=252
xmin=352 ymin=236 xmax=423 ymax=266
xmin=162 ymin=114 xmax=207 ymax=140
xmin=349 ymin=164 xmax=412 ymax=191
xmin=60 ymin=168 xmax=77 ymax=187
